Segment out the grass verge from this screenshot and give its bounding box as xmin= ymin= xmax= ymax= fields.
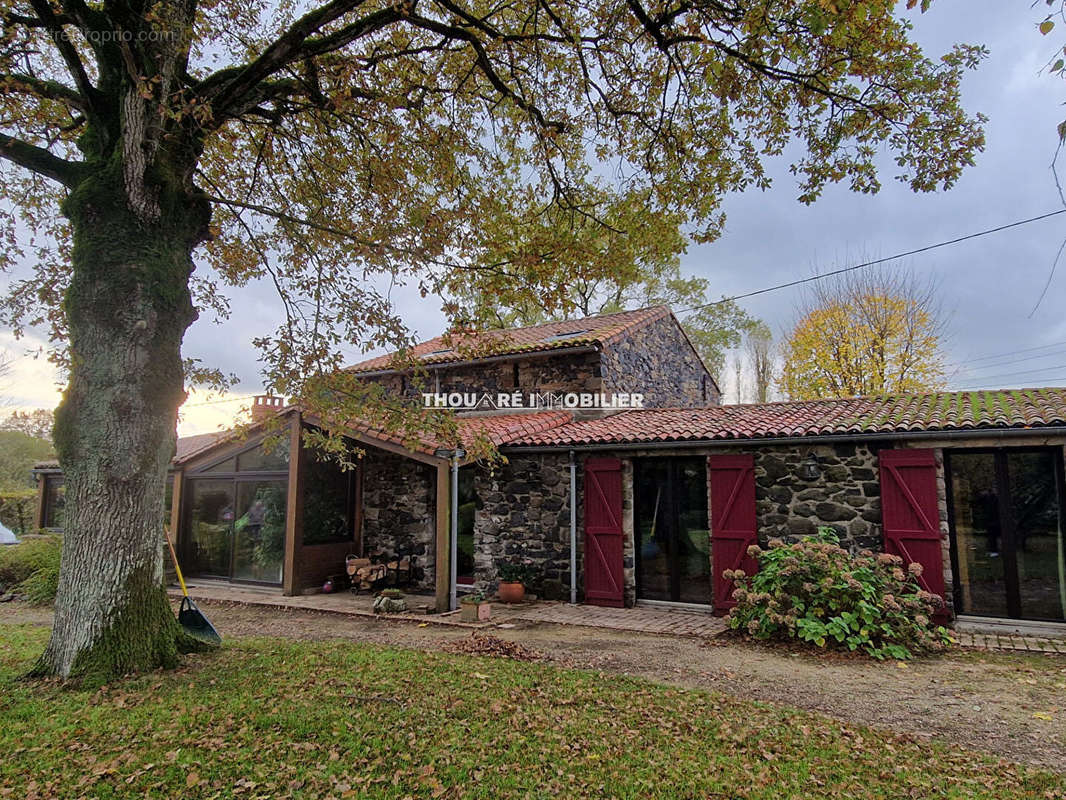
xmin=1 ymin=624 xmax=1063 ymax=799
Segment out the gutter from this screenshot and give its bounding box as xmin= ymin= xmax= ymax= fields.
xmin=350 ymin=344 xmax=599 ymax=378
xmin=501 ymin=425 xmax=1066 ymax=454
xmin=568 ymin=449 xmax=577 ymax=605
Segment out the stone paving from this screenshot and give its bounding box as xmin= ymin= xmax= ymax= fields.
xmin=170 ymin=582 xmax=486 ymax=627
xmin=953 ymin=630 xmax=1066 ymax=654
xmin=173 ymin=582 xmax=1065 ymax=651
xmin=507 ymin=601 xmax=728 ymax=637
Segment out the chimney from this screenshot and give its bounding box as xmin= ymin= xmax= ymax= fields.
xmin=250 ymin=394 xmax=285 ymax=423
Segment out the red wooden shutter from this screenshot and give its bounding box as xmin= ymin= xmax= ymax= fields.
xmin=709 ymin=454 xmax=758 ymax=614
xmin=879 ymin=449 xmax=947 ymax=614
xmin=584 ymin=457 xmax=624 ymax=607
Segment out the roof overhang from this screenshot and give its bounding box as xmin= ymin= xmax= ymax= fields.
xmin=349 ymin=343 xmax=599 ymax=378
xmin=500 ymin=425 xmax=1066 ymax=454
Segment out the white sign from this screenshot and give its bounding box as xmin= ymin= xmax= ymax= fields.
xmin=423 ymin=392 xmax=644 ymax=410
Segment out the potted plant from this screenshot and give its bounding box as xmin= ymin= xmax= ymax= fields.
xmin=496 ymin=558 xmax=534 ymax=603
xmin=459 ymin=591 xmax=492 ymax=622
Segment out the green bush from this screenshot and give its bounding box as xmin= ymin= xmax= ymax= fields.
xmin=0 ymin=535 xmax=62 ymax=604
xmin=0 ymin=489 xmax=38 ymax=536
xmin=726 ymin=528 xmax=952 ymax=660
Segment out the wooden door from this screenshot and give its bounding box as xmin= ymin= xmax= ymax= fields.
xmin=880 ymin=448 xmax=947 ymax=616
xmin=708 ymin=454 xmax=758 ymax=614
xmin=584 ymin=457 xmax=624 ymax=607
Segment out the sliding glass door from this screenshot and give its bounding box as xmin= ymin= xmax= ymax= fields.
xmin=947 ymin=448 xmax=1066 ymax=622
xmin=634 ymin=458 xmax=711 ymax=605
xmin=183 ymin=439 xmax=289 ymax=586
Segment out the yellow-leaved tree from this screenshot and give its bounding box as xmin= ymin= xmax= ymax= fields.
xmin=780 ymin=267 xmax=948 ymax=401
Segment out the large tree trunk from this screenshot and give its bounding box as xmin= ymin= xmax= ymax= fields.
xmin=33 ymin=164 xmax=211 ymax=681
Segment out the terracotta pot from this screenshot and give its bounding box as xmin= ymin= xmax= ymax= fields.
xmin=497 ymin=581 xmax=525 ymax=604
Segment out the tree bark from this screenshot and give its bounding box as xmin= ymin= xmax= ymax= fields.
xmin=32 ymin=163 xmax=211 ymax=681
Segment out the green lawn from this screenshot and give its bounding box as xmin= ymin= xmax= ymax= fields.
xmin=1 ymin=624 xmax=1063 ymax=799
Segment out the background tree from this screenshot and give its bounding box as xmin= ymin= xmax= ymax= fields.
xmin=1 ymin=408 xmax=55 ymax=441
xmin=0 ymin=0 xmax=985 ymax=679
xmin=454 ymin=251 xmax=761 ymax=382
xmin=0 ymin=429 xmax=53 ymax=489
xmin=780 ymin=265 xmax=948 ymax=401
xmin=1037 ymin=1 xmax=1066 ymax=142
xmin=743 ymin=322 xmax=776 ymax=403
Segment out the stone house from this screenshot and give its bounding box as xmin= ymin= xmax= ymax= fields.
xmin=33 ymin=306 xmax=1066 ymax=628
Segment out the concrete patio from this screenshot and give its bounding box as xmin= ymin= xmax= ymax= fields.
xmin=170 ymin=581 xmax=1065 ymax=651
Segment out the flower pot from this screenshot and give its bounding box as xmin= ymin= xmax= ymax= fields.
xmin=497 ymin=581 xmax=525 ymax=604
xmin=460 ymin=600 xmax=491 ymax=622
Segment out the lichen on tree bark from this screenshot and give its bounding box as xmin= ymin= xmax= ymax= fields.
xmin=33 ymin=164 xmax=212 ymax=680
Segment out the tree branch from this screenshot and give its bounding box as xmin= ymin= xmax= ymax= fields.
xmin=0 ymin=73 xmax=87 ymax=110
xmin=0 ymin=133 xmax=84 ymax=186
xmin=27 ymin=0 xmax=100 ymax=115
xmin=197 ymin=0 xmax=404 ymax=121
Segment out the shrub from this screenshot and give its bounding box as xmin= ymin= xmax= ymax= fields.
xmin=0 ymin=489 xmax=38 ymax=535
xmin=0 ymin=535 xmax=62 ymax=604
xmin=726 ymin=528 xmax=952 ymax=660
xmin=17 ymin=559 xmax=60 ymax=605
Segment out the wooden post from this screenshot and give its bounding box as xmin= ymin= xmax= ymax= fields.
xmin=283 ymin=414 xmax=305 ymax=596
xmin=352 ymin=459 xmax=364 ymax=556
xmin=168 ymin=470 xmax=183 ymax=543
xmin=434 ymin=461 xmax=450 ymax=612
xmin=34 ymin=474 xmax=47 ymax=530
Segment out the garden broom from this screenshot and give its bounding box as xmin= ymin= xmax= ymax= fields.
xmin=163 ymin=526 xmax=222 ymax=645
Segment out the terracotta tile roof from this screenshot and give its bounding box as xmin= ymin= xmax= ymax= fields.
xmin=172 ymin=431 xmax=235 ymax=464
xmin=346 ymin=306 xmax=671 ymax=373
xmin=506 ymin=388 xmax=1066 ymax=447
xmin=349 ymin=410 xmax=574 ymax=455
xmin=33 ymin=430 xmax=235 ymax=471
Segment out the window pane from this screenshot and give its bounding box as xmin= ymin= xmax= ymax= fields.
xmin=237 ymin=438 xmax=290 ymax=472
xmin=457 ymin=467 xmax=476 ymax=583
xmin=303 ymin=453 xmax=353 ymax=545
xmin=676 ymin=459 xmax=711 ymax=605
xmin=1008 ymin=452 xmax=1066 ymax=621
xmin=635 ymin=460 xmax=671 ymax=602
xmin=200 ymin=456 xmax=236 ymax=474
xmin=187 ymin=480 xmax=234 ymax=577
xmin=43 ymin=476 xmax=66 ymax=529
xmin=232 ymin=481 xmax=286 ymax=583
xmin=949 ymin=453 xmax=1008 ymax=618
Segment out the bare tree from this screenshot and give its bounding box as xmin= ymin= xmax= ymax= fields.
xmin=744 ymin=323 xmax=777 ymax=403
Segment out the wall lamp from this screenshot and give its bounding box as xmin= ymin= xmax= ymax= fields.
xmin=799 ymin=453 xmax=821 ymax=481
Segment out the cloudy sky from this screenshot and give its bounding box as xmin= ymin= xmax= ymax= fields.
xmin=2 ymin=1 xmax=1064 ymax=434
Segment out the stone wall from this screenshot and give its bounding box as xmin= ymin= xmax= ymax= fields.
xmin=599 ymin=314 xmax=718 ymax=407
xmin=360 ymin=447 xmax=436 ymax=591
xmin=472 ymin=452 xmax=579 ymax=600
xmin=749 ymin=442 xmax=886 ymax=552
xmin=357 ymin=350 xmax=603 ymax=402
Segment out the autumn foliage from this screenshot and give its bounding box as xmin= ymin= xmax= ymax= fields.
xmin=726 ymin=529 xmax=952 ymax=660
xmin=780 ymin=267 xmax=947 ymax=400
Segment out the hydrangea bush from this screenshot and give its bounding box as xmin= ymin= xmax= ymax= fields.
xmin=726 ymin=528 xmax=952 ymax=660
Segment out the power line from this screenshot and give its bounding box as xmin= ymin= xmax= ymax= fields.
xmin=951 ymin=347 xmax=1066 ymax=374
xmin=182 ymin=394 xmax=256 ymax=408
xmin=949 ymin=363 xmax=1066 ymax=386
xmin=678 ymin=209 xmax=1066 ymax=314
xmin=951 ymin=339 xmax=1066 ymax=365
xmin=949 ymin=377 xmax=1066 ymax=390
